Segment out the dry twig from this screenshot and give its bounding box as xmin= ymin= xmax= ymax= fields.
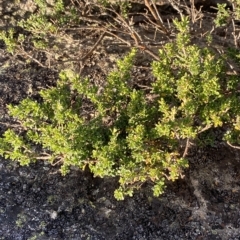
xmin=144 ymin=0 xmax=169 ymax=34
xmin=79 ymin=31 xmax=106 ymax=74
xmin=227 ymin=141 xmax=240 ymax=150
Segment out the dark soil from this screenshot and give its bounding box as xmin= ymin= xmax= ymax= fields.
xmin=1 ymin=1 xmax=240 ymax=239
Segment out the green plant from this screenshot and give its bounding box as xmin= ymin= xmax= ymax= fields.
xmin=0 ymin=0 xmax=80 ymax=70
xmin=0 ymin=46 xmax=185 ymax=200
xmin=0 ymin=0 xmax=132 ymax=74
xmin=154 ymin=17 xmax=228 ymax=130
xmin=214 ymin=1 xmax=240 ymax=27
xmin=214 ymin=3 xmax=230 ymax=27
xmin=1 ymin=16 xmax=240 ymax=200
xmin=0 ymin=29 xmax=17 ymax=54
xmin=152 ymin=16 xmax=240 ymax=146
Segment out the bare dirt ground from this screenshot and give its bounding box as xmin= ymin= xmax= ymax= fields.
xmin=1 ymin=0 xmax=240 ymax=239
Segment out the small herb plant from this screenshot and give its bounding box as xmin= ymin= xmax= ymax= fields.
xmin=214 ymin=3 xmax=231 ymax=27
xmin=1 ymin=14 xmax=240 ymax=200
xmin=0 ymin=0 xmax=79 ymax=70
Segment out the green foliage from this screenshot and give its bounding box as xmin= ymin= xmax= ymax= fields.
xmin=227 ymin=47 xmax=240 ymax=64
xmin=0 ymin=129 xmax=33 ymax=166
xmin=97 ymin=0 xmax=111 ymax=7
xmin=0 ymin=46 xmax=187 ymax=200
xmin=119 ymin=1 xmax=131 ymax=19
xmin=0 ymin=29 xmax=16 ymax=54
xmin=152 ymin=16 xmax=231 ymax=135
xmin=1 ymin=16 xmax=240 ymax=200
xmin=1 ymin=0 xmax=79 ymax=55
xmin=224 ymin=121 xmax=240 ymax=145
xmin=214 ymin=3 xmax=230 ymax=27
xmin=18 ymin=15 xmax=57 ymax=35
xmin=18 ymin=0 xmax=66 ymax=34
